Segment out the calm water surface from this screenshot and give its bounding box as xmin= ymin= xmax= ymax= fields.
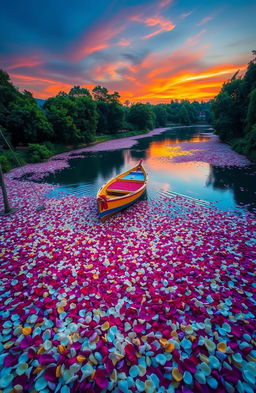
xmin=44 ymin=126 xmax=256 ymax=213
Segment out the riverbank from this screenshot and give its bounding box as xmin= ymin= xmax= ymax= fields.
xmin=1 ymin=128 xmax=256 ymax=392
xmin=0 ymin=125 xmax=203 ymax=173
xmin=0 ymin=128 xmax=157 ymax=173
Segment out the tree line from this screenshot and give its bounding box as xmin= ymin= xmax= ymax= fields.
xmin=212 ymin=51 xmax=256 ymax=159
xmin=0 ymin=69 xmax=212 ymax=150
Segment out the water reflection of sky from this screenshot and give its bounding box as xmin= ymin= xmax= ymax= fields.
xmin=44 ymin=127 xmax=256 ymax=213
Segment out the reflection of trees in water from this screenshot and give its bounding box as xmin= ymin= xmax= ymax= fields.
xmin=207 ymin=165 xmax=256 ymax=211
xmin=130 ymin=147 xmax=147 ymax=160
xmin=43 ymin=126 xmax=213 ymax=190
xmin=130 ymin=127 xmax=201 ymax=161
xmin=44 ymin=150 xmax=125 ymax=186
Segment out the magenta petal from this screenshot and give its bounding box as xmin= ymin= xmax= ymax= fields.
xmin=44 ymin=366 xmax=57 ymax=382
xmin=4 ymin=354 xmax=18 ymax=367
xmin=28 ymin=348 xmax=36 ymax=359
xmin=94 ymin=368 xmax=109 ymax=389
xmin=38 ymin=353 xmax=56 ymax=365
xmin=124 ymin=344 xmax=138 ymax=364
xmin=19 ymin=336 xmax=33 ymax=348
xmin=32 ymin=334 xmax=43 ymax=346
xmin=134 ymin=324 xmax=144 ymax=333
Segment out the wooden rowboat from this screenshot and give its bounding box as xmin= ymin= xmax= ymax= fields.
xmin=97 ymin=161 xmax=147 ymax=221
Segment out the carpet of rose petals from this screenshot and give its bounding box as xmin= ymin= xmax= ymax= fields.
xmin=1 ymin=130 xmax=256 ymax=393
xmin=168 ymin=135 xmax=251 ymax=167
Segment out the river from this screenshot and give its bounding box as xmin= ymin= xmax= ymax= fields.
xmin=43 ymin=125 xmax=256 ymax=213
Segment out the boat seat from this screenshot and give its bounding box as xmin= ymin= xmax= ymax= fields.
xmin=107 ymin=180 xmax=143 ymax=192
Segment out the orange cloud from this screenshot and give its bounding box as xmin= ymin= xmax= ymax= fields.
xmin=10 ymin=56 xmax=247 ymax=103
xmin=9 ymin=72 xmax=92 ymax=99
xmin=131 ymin=14 xmax=175 ymax=39
xmin=117 ymin=59 xmax=247 ymax=103
xmin=6 ymin=60 xmax=42 ymax=70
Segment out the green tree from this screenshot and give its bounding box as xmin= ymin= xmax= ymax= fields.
xmin=69 ymin=86 xmax=92 ymax=98
xmin=92 ymin=85 xmax=120 ymax=103
xmin=153 ymin=105 xmax=168 ymax=127
xmin=7 ymin=93 xmax=53 ymax=145
xmin=178 ymin=105 xmax=191 ymax=125
xmin=108 ymin=91 xmax=121 ymax=104
xmin=127 ymin=103 xmax=155 ymax=130
xmin=212 ymin=51 xmax=256 ymax=158
xmin=96 ymin=102 xmax=110 ymax=134
xmin=108 ymin=103 xmax=124 ymax=133
xmin=72 ymin=96 xmax=98 ymax=142
xmin=44 ymin=98 xmax=81 ymax=144
xmin=245 ymin=88 xmax=256 ymax=132
xmin=92 ymin=86 xmax=110 ymax=102
xmin=212 ymin=79 xmax=244 ymax=140
xmin=0 ymin=69 xmax=22 ymax=132
xmin=96 ymin=102 xmax=124 ymax=134
xmin=45 ymin=92 xmax=98 ymax=144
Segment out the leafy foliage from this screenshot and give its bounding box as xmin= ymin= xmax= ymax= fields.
xmin=28 ymin=143 xmax=53 ymax=163
xmin=127 ymin=103 xmax=155 ymax=130
xmin=44 ymin=94 xmax=98 ymax=144
xmin=152 ymin=105 xmax=168 ymax=127
xmin=212 ymin=51 xmax=256 ymax=159
xmin=92 ymin=85 xmax=120 ymax=103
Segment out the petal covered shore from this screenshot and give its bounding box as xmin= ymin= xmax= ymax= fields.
xmin=1 ymin=132 xmax=256 ymax=393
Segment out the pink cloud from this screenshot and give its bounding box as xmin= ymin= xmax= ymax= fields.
xmin=186 ymin=30 xmax=207 ymax=46
xmin=131 ymin=14 xmax=175 ymax=39
xmin=116 ymin=38 xmax=130 ymax=47
xmin=196 ymin=16 xmax=213 ymax=26
xmin=158 ymin=0 xmax=173 ymax=8
xmin=180 ymin=11 xmax=193 ymax=19
xmin=70 ymin=21 xmax=127 ymax=61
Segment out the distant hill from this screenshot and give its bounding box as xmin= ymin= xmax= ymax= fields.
xmin=35 ymin=98 xmax=46 ymax=107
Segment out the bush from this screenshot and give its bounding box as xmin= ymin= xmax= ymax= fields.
xmin=232 ymin=124 xmax=256 ymax=160
xmin=0 ymin=149 xmax=26 ymax=172
xmin=28 ymin=144 xmax=52 ymax=163
xmin=0 ymin=155 xmax=12 ymax=172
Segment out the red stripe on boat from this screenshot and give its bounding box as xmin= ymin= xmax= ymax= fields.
xmin=108 ymin=181 xmax=142 ymax=191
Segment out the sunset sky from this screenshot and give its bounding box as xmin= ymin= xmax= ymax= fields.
xmin=1 ymin=0 xmax=255 ymax=103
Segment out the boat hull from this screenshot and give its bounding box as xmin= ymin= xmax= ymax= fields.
xmin=98 ymin=187 xmax=146 ymax=221
xmin=97 ymin=162 xmax=147 ymax=221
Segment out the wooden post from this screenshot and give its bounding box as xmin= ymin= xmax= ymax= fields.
xmin=0 ymin=164 xmax=17 ymax=215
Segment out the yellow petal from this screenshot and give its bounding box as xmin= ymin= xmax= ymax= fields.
xmin=22 ymin=327 xmax=32 ymax=335
xmin=101 ymin=321 xmax=110 ymax=331
xmin=56 ymin=365 xmax=62 ymax=377
xmin=160 ymin=338 xmax=168 ymax=347
xmin=217 ymin=342 xmax=227 ymax=353
xmin=37 ymin=346 xmax=45 ymax=355
xmin=58 ymin=345 xmax=66 ymax=353
xmin=171 ymin=331 xmax=178 ymax=339
xmin=166 ymin=343 xmax=175 ymax=353
xmin=33 ymin=366 xmax=44 ymax=374
xmin=172 ymin=367 xmax=183 ymax=382
xmin=77 ymin=355 xmax=86 ymax=363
